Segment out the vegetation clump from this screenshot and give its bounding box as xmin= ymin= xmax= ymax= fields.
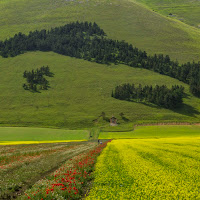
xmin=23 ymin=66 xmax=53 ymax=92
xmin=112 ymin=84 xmax=184 ymax=109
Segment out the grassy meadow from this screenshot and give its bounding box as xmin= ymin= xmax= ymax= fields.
xmin=0 ymin=0 xmax=200 ymax=128
xmin=99 ymin=125 xmax=200 ymax=139
xmin=0 ymin=127 xmax=89 ymax=143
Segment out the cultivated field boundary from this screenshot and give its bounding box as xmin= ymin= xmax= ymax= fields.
xmin=134 ymin=122 xmax=200 ymax=128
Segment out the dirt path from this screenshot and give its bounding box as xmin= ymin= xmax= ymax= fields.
xmin=134 ymin=122 xmax=200 ymax=128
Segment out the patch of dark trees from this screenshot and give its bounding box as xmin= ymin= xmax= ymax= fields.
xmin=112 ymin=83 xmax=185 ymax=109
xmin=23 ymin=66 xmax=53 ymax=92
xmin=0 ymin=21 xmax=200 ymax=96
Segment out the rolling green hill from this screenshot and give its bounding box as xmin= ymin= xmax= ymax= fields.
xmin=0 ymin=52 xmax=200 ymax=128
xmin=1 ymin=0 xmax=200 ymax=128
xmin=1 ymin=0 xmax=200 ymax=62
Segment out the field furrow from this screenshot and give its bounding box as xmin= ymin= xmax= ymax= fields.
xmin=0 ymin=141 xmax=97 ymax=199
xmin=87 ymin=139 xmax=200 ymax=199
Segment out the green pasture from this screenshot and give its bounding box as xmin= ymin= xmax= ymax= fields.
xmin=99 ymin=125 xmax=200 ymax=139
xmin=0 ymin=52 xmax=200 ymax=128
xmin=134 ymin=0 xmax=200 ymax=28
xmin=0 ymin=127 xmax=89 ymax=141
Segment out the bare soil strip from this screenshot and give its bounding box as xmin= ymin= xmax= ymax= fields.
xmin=134 ymin=122 xmax=200 ymax=128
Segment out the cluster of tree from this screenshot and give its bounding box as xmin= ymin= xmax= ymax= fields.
xmin=23 ymin=66 xmax=53 ymax=91
xmin=0 ymin=21 xmax=105 ymax=58
xmin=136 ymin=56 xmax=200 ymax=97
xmin=112 ymin=83 xmax=185 ymax=109
xmin=0 ymin=21 xmax=199 ymax=96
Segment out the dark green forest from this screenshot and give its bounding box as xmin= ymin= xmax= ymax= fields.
xmin=23 ymin=66 xmax=53 ymax=92
xmin=112 ymin=84 xmax=184 ymax=109
xmin=0 ymin=21 xmax=199 ymax=97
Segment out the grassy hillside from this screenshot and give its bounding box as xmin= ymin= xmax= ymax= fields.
xmin=1 ymin=0 xmax=200 ymax=62
xmin=133 ymin=0 xmax=200 ymax=28
xmin=0 ymin=52 xmax=200 ymax=128
xmin=1 ymin=0 xmax=200 ymax=128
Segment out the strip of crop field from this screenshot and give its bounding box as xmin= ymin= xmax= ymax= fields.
xmin=0 ymin=140 xmax=86 ymax=145
xmin=87 ymin=138 xmax=200 ymax=199
xmin=18 ymin=141 xmax=111 ymax=200
xmin=99 ymin=125 xmax=200 ymax=139
xmin=0 ymin=141 xmax=96 ymax=199
xmin=0 ymin=127 xmax=89 ymax=141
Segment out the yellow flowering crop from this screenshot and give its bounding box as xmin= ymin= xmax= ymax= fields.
xmin=0 ymin=140 xmax=86 ymax=145
xmin=87 ymin=138 xmax=200 ymax=199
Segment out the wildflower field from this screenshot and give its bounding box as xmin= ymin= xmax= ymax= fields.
xmin=87 ymin=137 xmax=200 ymax=199
xmin=19 ymin=141 xmax=110 ymax=200
xmin=0 ymin=140 xmax=110 ymax=199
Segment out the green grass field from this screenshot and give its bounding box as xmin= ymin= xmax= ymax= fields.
xmin=1 ymin=52 xmax=200 ymax=128
xmin=134 ymin=0 xmax=200 ymax=28
xmin=1 ymin=0 xmax=200 ymax=128
xmin=99 ymin=125 xmax=200 ymax=139
xmin=0 ymin=127 xmax=89 ymax=141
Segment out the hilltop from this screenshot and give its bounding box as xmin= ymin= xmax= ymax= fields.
xmin=1 ymin=0 xmax=200 ymax=62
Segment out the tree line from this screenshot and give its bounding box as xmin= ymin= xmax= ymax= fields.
xmin=23 ymin=66 xmax=53 ymax=92
xmin=112 ymin=83 xmax=184 ymax=109
xmin=0 ymin=21 xmax=199 ymax=96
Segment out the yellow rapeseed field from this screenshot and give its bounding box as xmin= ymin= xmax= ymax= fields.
xmin=87 ymin=138 xmax=200 ymax=199
xmin=0 ymin=140 xmax=86 ymax=145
